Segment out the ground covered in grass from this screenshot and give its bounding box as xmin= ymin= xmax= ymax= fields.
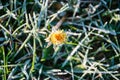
xmin=0 ymin=0 xmax=120 ymax=80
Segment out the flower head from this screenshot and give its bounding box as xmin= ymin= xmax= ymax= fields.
xmin=45 ymin=30 xmax=67 ymax=45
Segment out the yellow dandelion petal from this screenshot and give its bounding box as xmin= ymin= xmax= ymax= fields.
xmin=46 ymin=30 xmax=67 ymax=45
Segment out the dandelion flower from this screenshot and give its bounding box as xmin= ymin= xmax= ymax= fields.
xmin=45 ymin=30 xmax=67 ymax=45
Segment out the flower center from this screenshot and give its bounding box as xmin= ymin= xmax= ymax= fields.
xmin=55 ymin=34 xmax=63 ymax=41
xmin=45 ymin=30 xmax=67 ymax=45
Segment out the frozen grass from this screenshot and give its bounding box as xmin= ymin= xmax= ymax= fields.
xmin=0 ymin=0 xmax=120 ymax=80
